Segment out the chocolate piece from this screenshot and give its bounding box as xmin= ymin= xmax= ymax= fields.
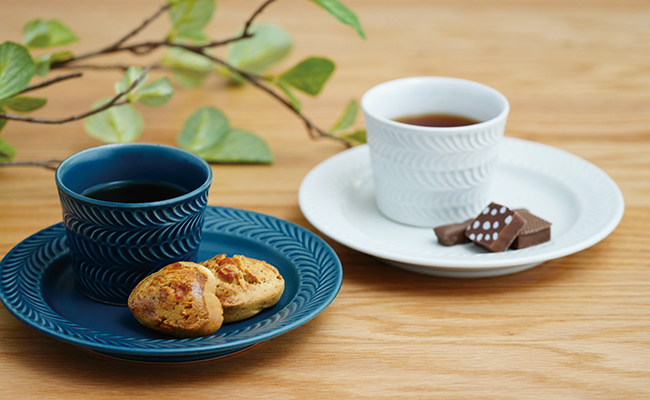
xmin=465 ymin=203 xmax=525 ymax=252
xmin=511 ymin=209 xmax=552 ymax=249
xmin=433 ymin=218 xmax=473 ymax=246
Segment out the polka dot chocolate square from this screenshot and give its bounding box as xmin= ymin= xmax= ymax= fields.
xmin=464 ymin=203 xmax=525 ymax=252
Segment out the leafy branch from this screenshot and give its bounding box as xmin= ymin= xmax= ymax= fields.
xmin=182 ymin=45 xmax=351 ymax=145
xmin=0 ymin=0 xmax=367 ymax=167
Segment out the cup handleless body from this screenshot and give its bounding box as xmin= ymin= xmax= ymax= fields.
xmin=55 ymin=143 xmax=212 ymax=305
xmin=361 ymin=77 xmax=510 ymax=227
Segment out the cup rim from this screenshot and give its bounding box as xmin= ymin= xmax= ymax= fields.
xmin=55 ymin=143 xmax=212 ymax=208
xmin=360 ymin=76 xmax=510 ymax=133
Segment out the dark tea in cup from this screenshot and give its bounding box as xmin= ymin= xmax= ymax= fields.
xmin=394 ymin=113 xmax=480 ymax=128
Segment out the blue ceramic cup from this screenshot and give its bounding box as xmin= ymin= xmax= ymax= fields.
xmin=55 ymin=143 xmax=212 ymax=305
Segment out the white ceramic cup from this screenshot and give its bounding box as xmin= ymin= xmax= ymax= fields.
xmin=361 ymin=76 xmax=510 ymax=227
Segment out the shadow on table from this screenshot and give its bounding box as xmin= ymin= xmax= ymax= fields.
xmin=7 ymin=314 xmax=322 ymax=387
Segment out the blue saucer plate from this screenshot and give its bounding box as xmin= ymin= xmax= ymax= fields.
xmin=0 ymin=206 xmax=343 ymax=363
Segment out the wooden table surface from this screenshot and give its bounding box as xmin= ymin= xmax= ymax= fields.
xmin=1 ymin=0 xmax=649 ymax=398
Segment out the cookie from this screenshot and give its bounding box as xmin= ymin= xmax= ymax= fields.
xmin=200 ymin=254 xmax=285 ymax=323
xmin=128 ymin=262 xmax=223 ymax=337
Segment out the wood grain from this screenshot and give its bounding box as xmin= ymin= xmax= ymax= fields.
xmin=1 ymin=0 xmax=649 ymax=398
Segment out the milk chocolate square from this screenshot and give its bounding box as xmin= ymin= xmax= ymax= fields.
xmin=465 ymin=203 xmax=525 ymax=252
xmin=433 ymin=218 xmax=473 ymax=246
xmin=511 ymin=209 xmax=552 ymax=249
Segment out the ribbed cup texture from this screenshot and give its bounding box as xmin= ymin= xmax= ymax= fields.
xmin=366 ymin=115 xmax=505 ymax=227
xmin=58 ymin=189 xmax=209 ymax=305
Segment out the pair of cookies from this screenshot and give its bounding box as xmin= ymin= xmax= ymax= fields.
xmin=128 ymin=254 xmax=285 ymax=337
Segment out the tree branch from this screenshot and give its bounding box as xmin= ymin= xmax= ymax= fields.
xmin=5 ymin=0 xmax=353 ymax=156
xmin=50 ymin=0 xmax=277 ymax=68
xmin=0 ymin=67 xmax=151 ymax=124
xmin=43 ymin=0 xmax=350 ymax=145
xmin=19 ymin=72 xmax=84 ymax=94
xmin=1 ymin=0 xmax=358 ymax=172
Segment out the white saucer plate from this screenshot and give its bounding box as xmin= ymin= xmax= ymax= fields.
xmin=299 ymin=138 xmax=624 ymax=278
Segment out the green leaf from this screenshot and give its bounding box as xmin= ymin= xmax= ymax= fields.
xmin=0 ymin=136 xmax=17 ymax=162
xmin=177 ymin=106 xmax=229 ymax=154
xmin=175 ymin=30 xmax=210 ymax=44
xmin=168 ymin=0 xmax=215 ymax=43
xmin=0 ymin=106 xmax=7 ymax=133
xmin=22 ymin=20 xmax=49 ymax=49
xmin=114 ymin=66 xmax=148 ymax=99
xmin=0 ymin=96 xmax=47 ymax=113
xmin=23 ymin=19 xmax=79 ymax=49
xmin=162 ymin=47 xmax=214 ymax=72
xmin=329 ymin=99 xmax=358 ymax=132
xmin=83 ymin=97 xmax=144 ymax=143
xmin=171 ymin=70 xmax=210 ymax=89
xmin=0 ymin=42 xmax=36 ymax=101
xmin=136 ymin=77 xmax=174 ymax=107
xmin=307 ymin=0 xmax=366 ymax=39
xmin=339 ymin=129 xmax=366 ymax=144
xmin=34 ymin=51 xmax=74 ymax=76
xmin=226 ymin=24 xmax=292 ymax=83
xmin=34 ymin=57 xmax=50 ymax=77
xmin=275 ymin=80 xmax=302 ymax=112
xmin=198 ymin=128 xmax=273 ymax=164
xmin=278 ymin=57 xmax=335 ymax=96
xmin=161 ymin=47 xmax=214 ymax=88
xmin=43 ymin=20 xmax=78 ymax=47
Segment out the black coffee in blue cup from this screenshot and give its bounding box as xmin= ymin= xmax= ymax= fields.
xmin=82 ymin=180 xmax=189 ymax=203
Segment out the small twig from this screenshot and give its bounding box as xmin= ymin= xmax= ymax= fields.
xmin=0 ymin=67 xmax=151 ymax=124
xmin=55 ymin=63 xmax=162 ymax=72
xmin=0 ymin=159 xmax=62 ymax=170
xmin=19 ymin=72 xmax=84 ymax=94
xmin=175 ymin=0 xmax=277 ymax=50
xmin=109 ymin=4 xmax=170 ymax=50
xmin=243 ymin=0 xmax=277 ymax=35
xmin=51 ymin=4 xmax=171 ymax=67
xmin=0 ymin=100 xmax=127 ymax=124
xmin=54 ymin=63 xmax=131 ymax=71
xmin=123 ymin=41 xmax=169 ymax=56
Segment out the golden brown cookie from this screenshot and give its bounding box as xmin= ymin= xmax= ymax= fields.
xmin=200 ymin=254 xmax=285 ymax=323
xmin=128 ymin=262 xmax=224 ymax=337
